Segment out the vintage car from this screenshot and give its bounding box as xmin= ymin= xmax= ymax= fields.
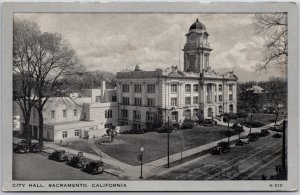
xmin=248 ymin=133 xmax=260 ymax=142
xmin=269 ymin=124 xmax=283 ymax=132
xmin=211 ymin=142 xmax=231 ymax=155
xmin=260 ymin=129 xmax=270 ymax=137
xmin=203 ymin=119 xmax=217 ymax=127
xmin=81 ymin=160 xmax=104 ymax=174
xmin=272 ymin=133 xmax=282 ymax=138
xmin=235 ymin=136 xmax=250 ymax=146
xmin=29 ymin=142 xmax=42 ymax=153
xmin=232 ymin=122 xmax=244 ymax=133
xmin=48 ymin=150 xmax=69 ymax=162
xmin=14 ymin=142 xmax=29 ymax=153
xmin=66 ymin=155 xmax=89 ymax=168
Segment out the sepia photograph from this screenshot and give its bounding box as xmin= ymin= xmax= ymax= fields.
xmin=1 ymin=2 xmax=298 ymax=192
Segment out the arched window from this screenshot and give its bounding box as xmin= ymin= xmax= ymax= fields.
xmin=229 ymin=104 xmax=234 ymax=113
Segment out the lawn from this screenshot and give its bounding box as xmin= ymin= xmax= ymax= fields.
xmin=61 ymin=140 xmax=98 ymax=155
xmin=94 ymin=125 xmax=236 ymax=166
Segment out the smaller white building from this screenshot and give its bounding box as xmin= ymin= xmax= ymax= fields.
xmin=19 ymin=81 xmax=122 ymax=142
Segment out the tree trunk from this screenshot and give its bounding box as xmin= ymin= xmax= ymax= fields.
xmin=38 ymin=109 xmax=44 ymax=149
xmin=24 ymin=119 xmax=31 ymax=140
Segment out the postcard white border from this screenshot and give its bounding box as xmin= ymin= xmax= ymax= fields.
xmin=1 ymin=2 xmax=298 ymax=191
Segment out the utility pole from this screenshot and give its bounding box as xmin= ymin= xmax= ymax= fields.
xmin=249 ymin=113 xmax=253 ymax=134
xmin=282 ymin=120 xmax=286 ymax=170
xmin=167 ymin=116 xmax=170 ymax=168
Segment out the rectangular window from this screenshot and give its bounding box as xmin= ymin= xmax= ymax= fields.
xmin=193 ymin=96 xmax=198 ymax=104
xmin=146 ymin=112 xmax=154 ymax=122
xmin=122 ymin=84 xmax=129 ymax=92
xmin=134 ymin=84 xmax=142 ymax=93
xmin=95 ymin=96 xmax=101 ymax=102
xmin=218 ymin=84 xmax=223 ymax=91
xmin=219 ymin=106 xmax=223 ymax=115
xmin=215 ymin=95 xmax=217 ymax=102
xmin=204 ymin=54 xmax=209 ymax=67
xmin=218 ymin=95 xmax=223 ymax=102
xmin=229 ymin=94 xmax=233 ymax=101
xmin=147 ymin=84 xmax=155 ymax=93
xmin=112 ymin=96 xmax=117 ymax=102
xmin=193 ymin=84 xmax=198 ymax=92
xmin=171 ymin=98 xmax=177 ymax=106
xmin=229 ymin=84 xmax=233 ymax=91
xmin=73 ymin=109 xmax=77 ymax=116
xmin=171 ymin=84 xmax=177 ymax=93
xmin=105 ymin=123 xmax=112 ymax=128
xmin=51 ymin=110 xmax=55 ymax=118
xmin=63 ymin=110 xmax=67 ymax=117
xmin=121 ymin=109 xmax=128 ymax=119
xmin=185 ymin=97 xmax=191 ymax=105
xmin=134 ymin=98 xmax=142 ymax=106
xmin=122 ymin=97 xmax=130 ymax=105
xmin=105 ymin=110 xmax=113 ymax=118
xmin=133 ymin=110 xmax=141 ymax=121
xmin=74 ymin=129 xmax=79 ymax=136
xmin=62 ymin=131 xmax=68 ymax=138
xmin=147 ymin=98 xmax=155 ymax=107
xmin=185 ymin=84 xmax=191 ymax=93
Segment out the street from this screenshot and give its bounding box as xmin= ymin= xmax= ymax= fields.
xmin=151 ymin=133 xmax=284 ymax=180
xmin=13 ymin=152 xmax=118 ymax=180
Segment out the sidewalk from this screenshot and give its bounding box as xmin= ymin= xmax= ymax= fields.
xmin=42 ymin=119 xmax=284 ymax=179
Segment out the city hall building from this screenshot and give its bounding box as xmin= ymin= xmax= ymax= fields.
xmin=116 ymin=19 xmax=238 ymax=130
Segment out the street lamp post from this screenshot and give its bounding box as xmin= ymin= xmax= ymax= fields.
xmin=249 ymin=112 xmax=253 ymax=134
xmin=227 ymin=117 xmax=230 ymax=143
xmin=211 ymin=111 xmax=214 ymax=126
xmin=167 ymin=116 xmax=170 ymax=168
xmin=139 ymin=146 xmax=144 ymax=179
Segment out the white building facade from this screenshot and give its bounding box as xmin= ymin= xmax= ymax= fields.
xmin=116 ymin=19 xmax=238 ymax=130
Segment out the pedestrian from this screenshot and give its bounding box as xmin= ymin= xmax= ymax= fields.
xmin=60 ymin=140 xmax=62 ymax=145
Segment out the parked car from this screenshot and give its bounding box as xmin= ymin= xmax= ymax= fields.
xmin=81 ymin=160 xmax=104 ymax=174
xmin=29 ymin=142 xmax=42 ymax=153
xmin=248 ymin=133 xmax=259 ymax=142
xmin=14 ymin=142 xmax=29 ymax=153
xmin=268 ymin=124 xmax=283 ymax=132
xmin=260 ymin=129 xmax=270 ymax=137
xmin=236 ymin=136 xmax=250 ymax=146
xmin=202 ymin=119 xmax=217 ymax=127
xmin=232 ymin=122 xmax=244 ymax=132
xmin=48 ymin=150 xmax=69 ymax=162
xmin=211 ymin=142 xmax=231 ymax=155
xmin=66 ymin=155 xmax=89 ymax=168
xmin=272 ymin=133 xmax=282 ymax=138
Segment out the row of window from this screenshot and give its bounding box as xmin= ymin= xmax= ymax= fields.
xmin=122 ymin=97 xmax=156 ymax=107
xmin=122 ymin=109 xmax=155 ymax=122
xmin=122 ymin=84 xmax=156 ymax=93
xmin=51 ymin=109 xmax=77 ymax=118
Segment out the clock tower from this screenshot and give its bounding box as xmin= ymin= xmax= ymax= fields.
xmin=183 ymin=19 xmax=212 ymax=73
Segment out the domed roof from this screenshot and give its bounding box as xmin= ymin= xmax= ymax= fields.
xmin=189 ymin=18 xmax=206 ymax=31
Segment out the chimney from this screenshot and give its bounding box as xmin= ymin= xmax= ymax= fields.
xmin=101 ymin=80 xmax=106 ymax=102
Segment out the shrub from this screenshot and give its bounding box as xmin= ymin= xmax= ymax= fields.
xmin=242 ymin=121 xmax=264 ymax=128
xmin=181 ymin=119 xmax=195 ymax=129
xmin=223 ymin=113 xmax=238 ymax=119
xmin=237 ymin=112 xmax=248 ymax=118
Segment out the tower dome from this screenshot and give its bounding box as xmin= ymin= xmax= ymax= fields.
xmin=189 ymin=18 xmax=206 ymax=31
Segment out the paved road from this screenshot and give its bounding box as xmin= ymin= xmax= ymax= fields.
xmin=13 ymin=152 xmax=118 ymax=180
xmin=151 ymin=134 xmax=284 ymax=180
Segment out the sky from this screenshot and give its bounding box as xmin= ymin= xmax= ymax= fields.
xmin=15 ymin=13 xmax=286 ymax=82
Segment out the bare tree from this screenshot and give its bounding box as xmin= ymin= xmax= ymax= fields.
xmin=253 ymin=14 xmax=287 ymax=70
xmin=13 ymin=18 xmax=85 ymax=147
